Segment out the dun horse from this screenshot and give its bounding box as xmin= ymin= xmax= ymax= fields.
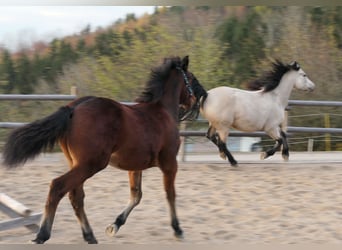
xmin=200 ymin=60 xmax=315 ymax=166
xmin=2 ymin=56 xmax=205 ymax=244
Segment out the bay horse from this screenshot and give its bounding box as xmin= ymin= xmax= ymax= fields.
xmin=200 ymin=60 xmax=315 ymax=166
xmin=2 ymin=56 xmax=205 ymax=244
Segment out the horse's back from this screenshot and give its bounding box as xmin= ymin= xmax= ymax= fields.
xmin=62 ymin=96 xmax=180 ymax=170
xmin=201 ymin=86 xmax=238 ymax=122
xmin=200 ymin=86 xmax=279 ymax=132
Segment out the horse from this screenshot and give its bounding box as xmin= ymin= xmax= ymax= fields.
xmin=199 ymin=60 xmax=315 ymax=166
xmin=2 ymin=55 xmax=205 ymax=244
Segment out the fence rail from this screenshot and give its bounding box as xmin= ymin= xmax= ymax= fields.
xmin=288 ymin=100 xmax=342 ymax=107
xmin=1 ymin=95 xmax=341 ymax=135
xmin=0 ymin=87 xmax=77 ymax=129
xmin=179 ymin=126 xmax=342 ymax=137
xmin=0 ymin=94 xmax=76 ymax=101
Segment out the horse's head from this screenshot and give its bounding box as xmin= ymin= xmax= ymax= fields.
xmin=289 ymin=61 xmax=315 ymax=92
xmin=176 ymin=56 xmax=207 ymax=121
xmin=135 ymin=56 xmax=206 ymax=121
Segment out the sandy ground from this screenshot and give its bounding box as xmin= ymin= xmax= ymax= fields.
xmin=0 ymin=152 xmax=341 ymax=244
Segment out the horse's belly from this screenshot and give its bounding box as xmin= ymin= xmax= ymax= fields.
xmin=232 ymin=116 xmax=264 ymax=132
xmin=108 ymin=152 xmax=158 ymax=171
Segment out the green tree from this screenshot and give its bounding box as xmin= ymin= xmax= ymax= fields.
xmin=15 ymin=53 xmax=36 ymax=93
xmin=0 ymin=50 xmax=17 ymax=93
xmin=309 ymin=6 xmax=342 ymax=49
xmin=215 ymin=7 xmax=266 ymax=85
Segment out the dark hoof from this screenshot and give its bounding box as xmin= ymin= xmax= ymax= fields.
xmin=30 ymin=238 xmax=44 ymax=244
xmin=174 ymin=229 xmax=184 ymax=239
xmin=87 ymin=239 xmax=98 ymax=244
xmin=83 ymin=232 xmax=98 ymax=244
xmin=230 ymin=161 xmax=238 ymax=167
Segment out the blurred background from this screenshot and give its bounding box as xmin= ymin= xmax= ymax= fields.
xmin=0 ymin=6 xmax=341 ymax=152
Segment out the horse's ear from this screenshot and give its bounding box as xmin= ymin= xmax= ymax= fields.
xmin=181 ymin=55 xmax=189 ymax=71
xmin=290 ymin=61 xmax=300 ymax=70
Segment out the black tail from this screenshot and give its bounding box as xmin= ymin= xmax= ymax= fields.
xmin=2 ymin=106 xmax=73 ymax=168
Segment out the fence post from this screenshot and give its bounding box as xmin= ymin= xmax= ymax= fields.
xmin=281 ymin=110 xmax=288 ymax=132
xmin=324 ymin=113 xmax=331 ymax=151
xmin=178 ymin=122 xmax=187 ymax=162
xmin=70 ymin=86 xmax=77 ymax=96
xmin=307 ymin=138 xmax=314 ymax=152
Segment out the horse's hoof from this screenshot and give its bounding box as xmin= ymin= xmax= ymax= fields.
xmin=231 ymin=162 xmax=238 ymax=167
xmin=174 ymin=230 xmax=184 ymax=239
xmin=282 ymin=155 xmax=289 ymax=161
xmin=30 ymin=239 xmax=44 ymax=244
xmin=260 ymin=152 xmax=267 ymax=160
xmin=106 ymin=224 xmax=119 ymax=237
xmin=87 ymin=239 xmax=98 ymax=244
xmin=219 ymin=152 xmax=226 ymax=160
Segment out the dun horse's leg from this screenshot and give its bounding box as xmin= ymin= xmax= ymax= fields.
xmin=217 ymin=137 xmax=238 ymax=166
xmin=261 ymin=138 xmax=282 ymax=160
xmin=206 ymin=126 xmax=226 ymax=160
xmin=207 ymin=134 xmax=226 ymax=159
xmin=160 ymin=160 xmax=183 ymax=238
xmin=32 ymin=167 xmax=99 ymax=244
xmin=206 ymin=126 xmax=238 ymax=166
xmin=106 ymin=171 xmax=142 ymax=237
xmin=280 ymin=131 xmax=289 ymax=161
xmin=69 ymin=186 xmax=97 ymax=244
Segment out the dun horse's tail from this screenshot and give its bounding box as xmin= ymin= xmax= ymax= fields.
xmin=199 ymin=92 xmax=208 ymax=109
xmin=2 ymin=106 xmax=73 ymax=168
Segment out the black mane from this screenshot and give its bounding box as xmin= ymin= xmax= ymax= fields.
xmin=135 ymin=57 xmax=182 ymax=103
xmin=247 ymin=60 xmax=300 ymax=92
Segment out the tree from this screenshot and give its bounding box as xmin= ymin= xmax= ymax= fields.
xmin=0 ymin=50 xmax=17 ymax=93
xmin=215 ymin=7 xmax=266 ymax=85
xmin=15 ymin=53 xmax=36 ymax=93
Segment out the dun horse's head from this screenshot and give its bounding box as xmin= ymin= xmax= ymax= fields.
xmin=289 ymin=61 xmax=315 ymax=92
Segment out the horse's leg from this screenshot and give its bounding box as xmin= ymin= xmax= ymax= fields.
xmin=69 ymin=185 xmax=97 ymax=243
xmin=261 ymin=128 xmax=283 ymax=160
xmin=215 ymin=129 xmax=238 ymax=166
xmin=61 ymin=144 xmax=98 ymax=244
xmin=106 ymin=170 xmax=142 ymax=237
xmin=206 ymin=126 xmax=237 ymax=166
xmin=217 ymin=136 xmax=238 ymax=166
xmin=32 ymin=166 xmax=101 ymax=244
xmin=206 ymin=126 xmax=226 ymax=160
xmin=280 ymin=130 xmax=289 ymax=161
xmin=261 ymin=138 xmax=282 ymax=160
xmin=160 ymin=159 xmax=183 ymax=238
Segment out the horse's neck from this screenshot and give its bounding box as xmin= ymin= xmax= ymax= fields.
xmin=160 ymin=79 xmax=182 ymax=121
xmin=272 ymin=73 xmax=296 ymax=108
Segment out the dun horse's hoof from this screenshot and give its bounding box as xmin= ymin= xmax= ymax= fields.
xmin=230 ymin=162 xmax=238 ymax=167
xmin=174 ymin=230 xmax=184 ymax=239
xmin=105 ymin=224 xmax=119 ymax=237
xmin=30 ymin=239 xmax=44 ymax=244
xmin=87 ymin=239 xmax=98 ymax=244
xmin=219 ymin=152 xmax=226 ymax=160
xmin=260 ymin=152 xmax=267 ymax=160
xmin=282 ymin=155 xmax=289 ymax=161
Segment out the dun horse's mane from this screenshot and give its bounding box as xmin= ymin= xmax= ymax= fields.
xmin=135 ymin=57 xmax=182 ymax=103
xmin=247 ymin=60 xmax=298 ymax=93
